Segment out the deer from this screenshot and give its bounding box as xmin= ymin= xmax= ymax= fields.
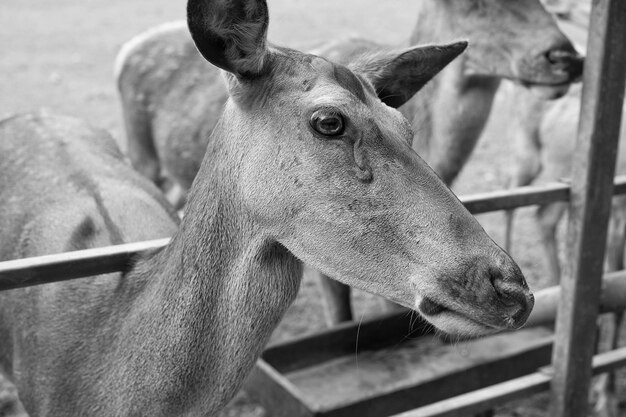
xmin=115 ymin=0 xmax=582 ymax=327
xmin=0 ymin=0 xmax=535 ymax=415
xmin=502 ymin=0 xmax=594 ymax=284
xmin=504 ymin=83 xmax=626 ymax=417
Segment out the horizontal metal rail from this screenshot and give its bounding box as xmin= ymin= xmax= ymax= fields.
xmin=1 ymin=176 xmax=626 ymax=415
xmin=390 ymin=346 xmax=626 ymax=417
xmin=1 ymin=176 xmax=626 ymax=291
xmin=0 ymin=238 xmax=169 ymax=291
xmin=525 ymin=270 xmax=626 ymax=327
xmin=462 ymin=175 xmax=626 ymax=214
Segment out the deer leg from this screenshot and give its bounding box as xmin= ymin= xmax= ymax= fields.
xmin=605 ymin=203 xmax=626 ymax=272
xmin=161 ymin=178 xmax=188 ymax=211
xmin=536 ymin=202 xmax=567 ymax=286
xmin=503 ymin=174 xmax=518 ymax=253
xmin=120 ymin=101 xmax=188 ymax=211
xmin=504 ymin=172 xmax=541 ymax=254
xmin=504 ymin=208 xmax=516 ymax=254
xmin=505 ymin=101 xmax=543 ymax=254
xmin=592 ymin=317 xmax=620 ymax=417
xmin=122 ymin=100 xmax=161 ymax=185
xmin=0 ymin=369 xmax=28 ymax=417
xmin=592 ymin=207 xmax=626 ymax=417
xmin=316 ymin=271 xmax=353 ymax=326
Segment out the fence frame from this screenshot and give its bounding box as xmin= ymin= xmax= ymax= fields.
xmin=550 ymin=1 xmax=626 ymax=416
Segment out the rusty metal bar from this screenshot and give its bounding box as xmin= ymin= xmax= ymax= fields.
xmin=460 ymin=175 xmax=626 ymax=214
xmin=527 ymin=270 xmax=626 ymax=328
xmin=550 ymin=0 xmax=626 ymax=415
xmin=0 ymin=238 xmax=169 ymax=291
xmin=461 ymin=181 xmax=570 ymax=214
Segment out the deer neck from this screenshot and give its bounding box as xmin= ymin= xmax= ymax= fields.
xmin=110 ymin=144 xmax=302 ymax=414
xmin=405 ymin=4 xmax=501 ymax=185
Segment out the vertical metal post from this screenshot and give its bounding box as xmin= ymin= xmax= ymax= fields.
xmin=551 ymin=1 xmax=626 ymax=416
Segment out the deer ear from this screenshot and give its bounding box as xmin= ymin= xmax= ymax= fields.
xmin=353 ymin=41 xmax=468 ymax=108
xmin=187 ymin=0 xmax=270 ymax=78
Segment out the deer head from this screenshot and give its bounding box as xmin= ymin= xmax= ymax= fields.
xmin=186 ymin=0 xmax=534 ymax=336
xmin=414 ymin=0 xmax=584 ymax=99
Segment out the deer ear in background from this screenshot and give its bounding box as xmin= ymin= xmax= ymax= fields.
xmin=351 ymin=41 xmax=468 ymax=108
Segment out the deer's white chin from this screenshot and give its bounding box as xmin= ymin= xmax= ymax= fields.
xmin=414 ymin=296 xmax=500 ymax=338
xmin=526 ymin=83 xmax=571 ymax=100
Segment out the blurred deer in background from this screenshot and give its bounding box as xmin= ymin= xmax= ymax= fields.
xmin=116 ymin=0 xmax=583 ymax=208
xmin=503 ymin=0 xmax=592 ymax=282
xmin=504 ymin=78 xmax=626 ymax=417
xmin=503 ymin=5 xmax=626 ymax=413
xmin=116 ymin=0 xmax=581 ymax=325
xmin=0 ymin=0 xmax=536 ymax=415
xmin=503 ymin=84 xmax=626 ymax=283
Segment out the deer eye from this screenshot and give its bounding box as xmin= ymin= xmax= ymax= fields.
xmin=310 ymin=109 xmax=345 ymax=137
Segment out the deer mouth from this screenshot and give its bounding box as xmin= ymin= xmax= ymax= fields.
xmin=418 ymin=297 xmax=449 ymax=316
xmin=416 ymin=296 xmax=502 ymax=337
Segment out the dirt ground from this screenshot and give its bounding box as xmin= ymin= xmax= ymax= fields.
xmin=1 ymin=0 xmax=622 ymax=416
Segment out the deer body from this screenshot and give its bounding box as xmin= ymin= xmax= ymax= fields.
xmin=116 ymin=21 xmax=225 ymax=198
xmin=504 ymin=81 xmax=626 ymax=417
xmin=0 ymin=113 xmax=303 ymax=416
xmin=506 ymin=84 xmax=626 ymax=283
xmin=0 ymin=0 xmax=534 ymax=415
xmin=402 ymin=0 xmax=585 ymax=184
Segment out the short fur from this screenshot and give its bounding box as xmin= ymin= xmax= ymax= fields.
xmin=502 ymin=49 xmax=624 ymax=417
xmin=2 ymin=0 xmax=534 ymax=415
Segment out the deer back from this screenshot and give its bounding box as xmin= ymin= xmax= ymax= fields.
xmin=116 ymin=21 xmax=227 ymax=191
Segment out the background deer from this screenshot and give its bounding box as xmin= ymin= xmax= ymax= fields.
xmin=503 ymin=84 xmax=626 ymax=283
xmin=116 ymin=0 xmax=581 ymax=326
xmin=502 ymin=7 xmax=626 ymax=414
xmin=0 ymin=0 xmax=535 ymax=415
xmin=504 ymin=81 xmax=626 ymax=417
xmin=116 ymin=0 xmax=584 ymax=207
xmin=503 ymin=0 xmax=594 ymax=284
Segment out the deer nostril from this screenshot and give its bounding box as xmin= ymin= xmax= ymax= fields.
xmin=491 ymin=273 xmax=527 ymax=308
xmin=545 ymin=49 xmax=584 ymax=79
xmin=512 ymin=292 xmax=535 ymax=324
xmin=419 ymin=297 xmax=448 ymax=316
